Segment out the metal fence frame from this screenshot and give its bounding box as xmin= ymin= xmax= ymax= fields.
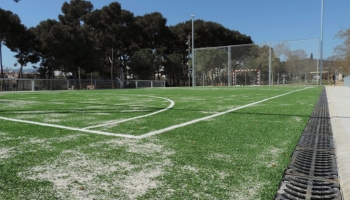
xmin=0 ymin=79 xmax=166 ymax=92
xmin=192 ymin=38 xmax=321 ymax=87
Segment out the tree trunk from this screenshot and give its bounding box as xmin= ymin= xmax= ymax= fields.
xmin=111 ymin=62 xmax=114 ymax=89
xmin=78 ymin=67 xmax=82 ymax=89
xmin=0 ymin=42 xmax=3 ymax=79
xmin=111 ymin=49 xmax=114 ymax=89
xmin=0 ymin=42 xmax=3 ymax=91
xmin=16 ymin=64 xmax=24 ymax=91
xmin=18 ymin=65 xmax=23 ymax=79
xmin=157 ymin=67 xmax=160 ymax=80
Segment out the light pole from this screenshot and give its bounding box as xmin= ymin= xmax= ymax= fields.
xmin=191 ymin=15 xmax=195 ymax=87
xmin=187 ymin=35 xmax=191 ymax=87
xmin=320 ymin=0 xmax=324 ymax=85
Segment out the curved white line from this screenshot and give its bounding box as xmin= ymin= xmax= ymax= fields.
xmin=82 ymin=95 xmax=175 ymax=130
xmin=136 ymin=87 xmax=313 ymax=139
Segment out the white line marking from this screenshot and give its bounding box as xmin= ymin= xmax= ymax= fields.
xmin=135 ymin=87 xmax=312 ymax=139
xmin=0 ymin=87 xmax=311 ymax=139
xmin=82 ymin=96 xmax=175 ymax=130
xmin=0 ymin=116 xmax=138 ymax=139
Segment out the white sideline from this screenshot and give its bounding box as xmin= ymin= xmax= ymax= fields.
xmin=135 ymin=87 xmax=312 ymax=139
xmin=82 ymin=96 xmax=175 ymax=130
xmin=0 ymin=87 xmax=311 ymax=139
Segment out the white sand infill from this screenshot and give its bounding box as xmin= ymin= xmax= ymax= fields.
xmin=19 ymin=138 xmax=174 ymax=199
xmin=0 ymin=147 xmax=14 ymax=159
xmin=42 ymin=118 xmax=62 ymax=123
xmin=230 ymin=178 xmax=267 ymax=200
xmin=0 ymin=132 xmax=7 ymax=136
xmin=209 ymin=153 xmax=232 ymax=162
xmin=181 ymin=165 xmax=198 ymax=173
xmin=258 ymin=146 xmax=284 ymax=168
xmin=3 ymin=100 xmax=36 ymax=108
xmin=118 ymin=167 xmax=163 ymax=199
xmin=292 ymin=116 xmax=302 ymax=122
xmin=85 ymin=105 xmax=105 ymax=109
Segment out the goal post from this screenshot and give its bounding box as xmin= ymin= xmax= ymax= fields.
xmin=193 ymin=38 xmax=320 ymax=86
xmin=233 ymin=69 xmax=260 ymax=86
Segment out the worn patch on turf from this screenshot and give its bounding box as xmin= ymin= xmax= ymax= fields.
xmin=0 ymin=147 xmax=14 ymax=159
xmin=19 ymin=138 xmax=174 ymax=199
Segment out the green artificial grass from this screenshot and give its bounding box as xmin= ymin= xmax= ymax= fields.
xmin=0 ymin=86 xmax=322 ymax=199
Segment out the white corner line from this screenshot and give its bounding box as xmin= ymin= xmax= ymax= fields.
xmin=0 ymin=116 xmax=138 ymax=139
xmin=135 ymin=87 xmax=313 ymax=139
xmin=81 ymin=96 xmax=175 ymax=130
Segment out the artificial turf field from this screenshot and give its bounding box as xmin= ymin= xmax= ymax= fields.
xmin=0 ymin=86 xmax=322 ymax=199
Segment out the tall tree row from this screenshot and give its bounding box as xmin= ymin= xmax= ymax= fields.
xmin=2 ymin=0 xmax=254 ymax=84
xmin=84 ymin=2 xmax=139 ymax=88
xmin=0 ymin=9 xmax=21 ymax=79
xmin=50 ymin=0 xmax=96 ymax=89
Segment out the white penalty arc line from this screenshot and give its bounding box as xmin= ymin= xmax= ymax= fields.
xmin=135 ymin=87 xmax=313 ymax=139
xmin=81 ymin=96 xmax=175 ymax=130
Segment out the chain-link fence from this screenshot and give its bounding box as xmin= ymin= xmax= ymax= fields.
xmin=192 ymin=39 xmax=321 ymax=86
xmin=0 ymin=79 xmax=165 ymax=91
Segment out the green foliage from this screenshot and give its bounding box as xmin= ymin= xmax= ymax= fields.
xmin=83 ymin=2 xmax=138 ymax=82
xmin=31 ymin=19 xmax=60 ymax=79
xmin=3 ymin=1 xmax=255 ymax=81
xmin=128 ymin=49 xmax=155 ymax=80
xmin=5 ymin=25 xmax=40 ymax=77
xmin=0 ymin=8 xmax=22 ymax=78
xmin=169 ymin=20 xmax=253 ymax=52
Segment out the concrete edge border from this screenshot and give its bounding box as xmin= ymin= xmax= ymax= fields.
xmin=327 ymin=87 xmax=350 ymax=199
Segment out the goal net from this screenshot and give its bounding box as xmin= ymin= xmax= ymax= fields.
xmin=192 ymin=38 xmax=320 ymax=86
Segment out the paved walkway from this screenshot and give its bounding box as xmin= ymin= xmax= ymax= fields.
xmin=326 ymin=84 xmax=350 ymax=199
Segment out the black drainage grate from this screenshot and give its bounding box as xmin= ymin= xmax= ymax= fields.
xmin=286 ymin=150 xmax=338 ymax=180
xmin=275 ymin=176 xmax=341 ymax=200
xmin=296 ymin=134 xmax=334 ymax=151
xmin=275 ymin=88 xmax=342 ymax=200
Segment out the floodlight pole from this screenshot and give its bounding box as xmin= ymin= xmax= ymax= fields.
xmin=320 ymin=0 xmax=324 ymax=86
xmin=228 ymin=46 xmax=232 ymax=86
xmin=191 ymin=15 xmax=195 ymax=87
xmin=187 ymin=35 xmax=191 ymax=87
xmin=269 ymin=45 xmax=272 ymax=86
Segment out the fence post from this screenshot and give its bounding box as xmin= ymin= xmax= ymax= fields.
xmin=31 ymin=80 xmax=35 ymax=91
xmin=67 ymin=80 xmax=69 ymax=90
xmin=151 ymin=81 xmax=153 ymax=88
xmin=269 ymin=44 xmax=272 ymax=86
xmin=136 ymin=81 xmax=138 ymax=88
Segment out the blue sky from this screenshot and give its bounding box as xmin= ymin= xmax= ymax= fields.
xmin=1 ymin=0 xmax=349 ymax=70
